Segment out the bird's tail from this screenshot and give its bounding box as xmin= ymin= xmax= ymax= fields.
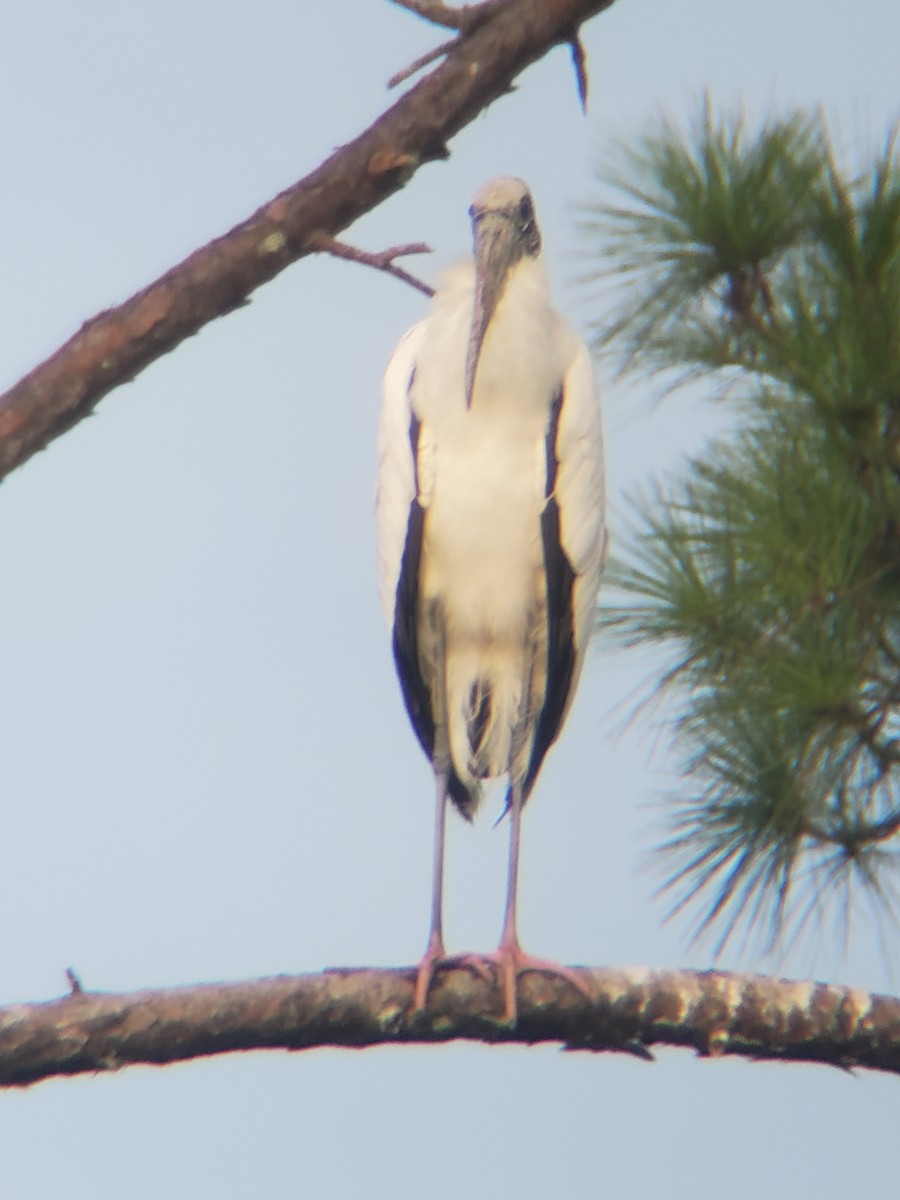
xmin=445 ymin=646 xmax=528 ymax=808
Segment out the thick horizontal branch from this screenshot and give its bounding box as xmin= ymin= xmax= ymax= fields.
xmin=2 ymin=963 xmax=898 ymax=1088
xmin=0 ymin=0 xmax=615 ymax=484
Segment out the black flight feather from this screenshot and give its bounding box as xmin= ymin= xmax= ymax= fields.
xmin=525 ymin=385 xmax=577 ymax=799
xmin=392 ymin=397 xmax=477 ymax=819
xmin=392 ymin=496 xmax=433 ymax=760
xmin=524 ymin=495 xmax=576 ymax=797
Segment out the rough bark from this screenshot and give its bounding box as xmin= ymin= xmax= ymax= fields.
xmin=3 ymin=964 xmax=898 ymax=1088
xmin=0 ymin=0 xmax=615 ymax=484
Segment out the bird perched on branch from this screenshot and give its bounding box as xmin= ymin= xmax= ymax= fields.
xmin=376 ymin=177 xmax=607 ymax=1023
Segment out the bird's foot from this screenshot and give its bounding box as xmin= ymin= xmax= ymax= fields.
xmin=474 ymin=941 xmax=594 ymax=1026
xmin=412 ymin=938 xmax=496 ymax=1013
xmin=412 ymin=931 xmax=446 ymax=1013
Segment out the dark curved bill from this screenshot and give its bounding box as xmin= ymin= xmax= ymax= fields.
xmin=464 ymin=213 xmax=521 ymax=409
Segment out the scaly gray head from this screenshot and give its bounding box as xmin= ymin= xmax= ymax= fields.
xmin=464 ymin=177 xmax=542 ymax=408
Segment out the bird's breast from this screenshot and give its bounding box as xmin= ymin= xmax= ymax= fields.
xmin=409 ymin=258 xmax=572 ymax=640
xmin=414 ymin=258 xmax=568 ymax=425
xmin=418 ymin=413 xmax=547 ymax=642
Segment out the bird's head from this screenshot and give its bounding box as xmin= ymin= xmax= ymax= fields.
xmin=465 ymin=177 xmax=542 ymax=409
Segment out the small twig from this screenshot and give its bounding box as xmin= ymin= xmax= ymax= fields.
xmin=388 ymin=0 xmax=509 ymax=87
xmin=389 ymin=0 xmax=472 ymax=30
xmin=389 ymin=0 xmax=509 ymax=34
xmin=393 ymin=1 xmax=592 ymax=109
xmin=569 ymin=34 xmax=589 ymax=112
xmin=388 ymin=37 xmax=457 ymax=88
xmin=307 ymin=232 xmax=435 ymax=297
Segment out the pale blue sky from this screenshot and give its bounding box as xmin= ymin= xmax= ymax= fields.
xmin=1 ymin=3 xmax=898 ymax=1197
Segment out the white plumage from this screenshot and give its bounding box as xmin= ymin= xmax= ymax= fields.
xmin=376 ymin=178 xmax=606 ymax=1022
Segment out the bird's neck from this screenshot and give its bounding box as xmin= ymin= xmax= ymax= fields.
xmin=468 ymin=258 xmax=563 ymax=413
xmin=417 ymin=257 xmax=564 ymax=422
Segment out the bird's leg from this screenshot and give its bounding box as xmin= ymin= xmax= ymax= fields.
xmin=413 ymin=770 xmax=448 ymax=1011
xmin=494 ymin=775 xmax=526 ymax=1023
xmin=485 ymin=777 xmax=594 ymax=1025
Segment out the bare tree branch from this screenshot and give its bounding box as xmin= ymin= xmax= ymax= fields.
xmin=388 ymin=38 xmax=458 ymax=88
xmin=570 ymin=34 xmax=589 ymax=112
xmin=307 ymin=233 xmax=435 ymax=297
xmin=389 ymin=0 xmax=504 ymax=32
xmin=0 ymin=0 xmax=615 ymax=485
xmin=64 ymin=967 xmax=84 ymax=996
xmin=3 ymin=964 xmax=898 ymax=1088
xmin=390 ymin=0 xmax=466 ymax=29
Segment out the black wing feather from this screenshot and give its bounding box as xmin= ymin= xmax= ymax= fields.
xmin=392 ymin=495 xmax=434 ymax=760
xmin=391 ymin=403 xmax=475 ymax=818
xmin=523 ymin=386 xmax=577 ymax=798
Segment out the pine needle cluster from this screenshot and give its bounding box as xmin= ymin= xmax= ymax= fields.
xmin=582 ymin=103 xmax=900 ymax=956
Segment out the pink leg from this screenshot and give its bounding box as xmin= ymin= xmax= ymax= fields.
xmin=485 ymin=778 xmax=592 ymax=1024
xmin=413 ymin=772 xmax=448 ymax=1011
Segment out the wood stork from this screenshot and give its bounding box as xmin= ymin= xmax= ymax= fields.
xmin=376 ymin=177 xmax=607 ymax=1023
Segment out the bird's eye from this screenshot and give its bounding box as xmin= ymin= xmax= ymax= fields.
xmin=518 ymin=195 xmax=534 ymax=228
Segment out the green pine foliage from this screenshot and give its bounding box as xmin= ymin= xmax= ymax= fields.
xmin=582 ymin=103 xmax=900 ymax=955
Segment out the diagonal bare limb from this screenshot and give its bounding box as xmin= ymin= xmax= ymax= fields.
xmin=0 ymin=0 xmax=616 ymax=485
